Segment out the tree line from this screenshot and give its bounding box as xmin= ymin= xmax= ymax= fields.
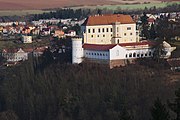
xmin=0 ymin=53 xmax=179 ymax=120
xmin=31 ymin=3 xmax=180 ymax=21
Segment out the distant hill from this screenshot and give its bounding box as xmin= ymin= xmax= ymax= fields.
xmin=0 ymin=0 xmax=179 ymax=10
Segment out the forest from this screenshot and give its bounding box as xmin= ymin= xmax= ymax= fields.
xmin=0 ymin=52 xmax=179 ymax=120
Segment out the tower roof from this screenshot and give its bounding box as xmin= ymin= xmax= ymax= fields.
xmin=82 ymin=14 xmax=135 ymax=26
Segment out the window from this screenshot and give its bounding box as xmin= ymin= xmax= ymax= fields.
xmin=127 ymin=27 xmax=131 ymax=30
xmin=126 ymin=54 xmax=128 ymax=58
xmin=137 ymin=54 xmax=140 ymax=57
xmin=141 ymin=54 xmax=144 ymax=57
xmin=93 ymin=29 xmax=95 ymax=33
xmin=97 ymin=35 xmax=99 ymax=37
xmin=100 ymin=53 xmax=102 ymax=56
xmin=129 ymin=53 xmax=132 ymax=57
xmin=88 ymin=29 xmax=90 ymax=33
xmin=97 ymin=53 xmax=99 ymax=55
xmin=111 ymin=34 xmax=112 ymax=37
xmin=136 ymin=32 xmax=139 ymax=35
xmin=145 ymin=53 xmax=147 ymax=56
xmin=117 ymin=39 xmax=119 ymax=44
xmin=106 ymin=28 xmax=109 ymax=32
xmin=103 ymin=54 xmax=105 ymax=56
xmin=149 ymin=52 xmax=152 ymax=56
xmin=133 ymin=53 xmax=136 ymax=57
xmin=95 ymin=53 xmax=96 ymax=55
xmin=117 ymin=27 xmax=119 ymax=32
xmin=130 ymin=33 xmax=132 ymax=35
xmin=92 ymin=53 xmax=93 ymax=55
xmin=98 ymin=28 xmax=100 ymax=33
xmin=102 ymin=28 xmax=104 ymax=32
xmin=111 ymin=28 xmax=112 ymax=32
xmin=103 ymin=35 xmax=105 ymax=37
xmin=91 ymin=35 xmax=93 ymax=38
xmin=124 ymin=33 xmax=126 ymax=36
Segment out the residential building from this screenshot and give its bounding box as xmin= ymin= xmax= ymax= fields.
xmin=81 ymin=14 xmax=139 ymax=44
xmin=54 ymin=29 xmax=65 ymax=38
xmin=65 ymin=30 xmax=76 ymax=37
xmin=22 ymin=35 xmax=33 ymax=43
xmin=2 ymin=48 xmax=28 ymax=62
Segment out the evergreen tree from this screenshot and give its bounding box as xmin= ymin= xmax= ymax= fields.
xmin=140 ymin=12 xmax=149 ymax=39
xmin=168 ymin=88 xmax=180 ymax=120
xmin=120 ymin=108 xmax=132 ymax=120
xmin=150 ymin=98 xmax=170 ymax=120
xmin=149 ymin=23 xmax=156 ymax=40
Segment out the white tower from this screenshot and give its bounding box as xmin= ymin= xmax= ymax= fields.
xmin=72 ymin=38 xmax=83 ymax=64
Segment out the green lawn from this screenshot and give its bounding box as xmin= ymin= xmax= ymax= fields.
xmin=0 ymin=10 xmax=51 ymax=16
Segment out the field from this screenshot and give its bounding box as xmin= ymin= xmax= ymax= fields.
xmin=0 ymin=10 xmax=51 ymax=16
xmin=72 ymin=2 xmax=180 ymax=10
xmin=0 ymin=0 xmax=179 ymax=10
xmin=0 ymin=0 xmax=179 ymax=16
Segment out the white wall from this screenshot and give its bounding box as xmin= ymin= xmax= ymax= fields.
xmin=82 ymin=23 xmax=138 ymax=44
xmin=125 ymin=48 xmax=155 ymax=59
xmin=83 ymin=46 xmax=155 ymax=61
xmin=109 ymin=45 xmax=127 ymax=60
xmin=84 ymin=50 xmax=109 ymax=60
xmin=72 ymin=38 xmax=83 ymax=64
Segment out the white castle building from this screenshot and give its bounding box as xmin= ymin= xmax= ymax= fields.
xmin=72 ymin=14 xmax=175 ymax=67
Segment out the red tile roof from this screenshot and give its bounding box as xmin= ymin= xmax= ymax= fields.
xmin=82 ymin=14 xmax=135 ymax=26
xmin=83 ymin=41 xmax=156 ymax=51
xmin=83 ymin=44 xmax=116 ymax=51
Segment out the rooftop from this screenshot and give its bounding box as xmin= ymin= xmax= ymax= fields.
xmin=83 ymin=41 xmax=156 ymax=51
xmin=82 ymin=14 xmax=135 ymax=26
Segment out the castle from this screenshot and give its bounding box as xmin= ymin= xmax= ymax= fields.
xmin=72 ymin=14 xmax=176 ymax=68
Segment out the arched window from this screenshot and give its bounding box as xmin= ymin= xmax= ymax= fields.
xmin=117 ymin=39 xmax=119 ymax=44
xmin=137 ymin=54 xmax=140 ymax=57
xmin=133 ymin=53 xmax=136 ymax=57
xmin=129 ymin=53 xmax=132 ymax=57
xmin=149 ymin=52 xmax=152 ymax=56
xmin=141 ymin=54 xmax=144 ymax=57
xmin=126 ymin=54 xmax=128 ymax=58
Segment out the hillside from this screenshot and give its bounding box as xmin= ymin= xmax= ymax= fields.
xmin=0 ymin=0 xmax=178 ymax=10
xmin=0 ymin=57 xmax=179 ymax=120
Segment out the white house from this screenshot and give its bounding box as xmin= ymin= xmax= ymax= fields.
xmin=2 ymin=48 xmax=28 ymax=62
xmin=65 ymin=30 xmax=76 ymax=37
xmin=22 ymin=35 xmax=33 ymax=43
